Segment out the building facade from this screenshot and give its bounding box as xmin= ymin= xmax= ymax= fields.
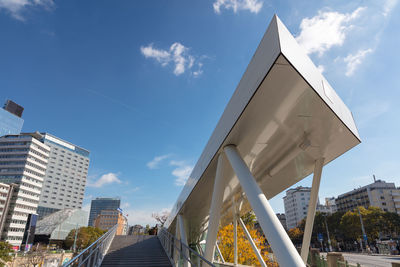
xmin=93 ymin=209 xmax=127 ymax=235
xmin=335 ymin=180 xmax=400 ymax=214
xmin=35 ymin=209 xmax=88 ymax=243
xmin=0 ymin=100 xmax=24 ymax=137
xmin=88 ymin=197 xmax=120 ymax=226
xmin=276 ymin=213 xmax=287 ymax=230
xmin=0 ymin=133 xmax=50 ymax=248
xmin=283 ymin=186 xmax=311 ymax=229
xmin=36 ymin=133 xmax=90 ymax=219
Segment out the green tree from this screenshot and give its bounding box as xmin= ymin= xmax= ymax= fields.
xmin=64 ymin=227 xmax=105 ymax=250
xmin=241 ymin=211 xmax=257 ymax=229
xmin=0 ymin=241 xmax=13 ymax=267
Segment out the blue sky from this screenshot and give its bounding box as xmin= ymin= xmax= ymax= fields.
xmin=0 ymin=0 xmax=399 ymax=225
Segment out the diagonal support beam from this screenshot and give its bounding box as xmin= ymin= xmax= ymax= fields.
xmin=224 ymin=145 xmax=305 ymax=267
xmin=300 ymin=158 xmax=324 ymax=263
xmin=238 ymin=217 xmax=267 ymax=267
xmin=178 ymin=214 xmax=191 ymax=267
xmin=232 ymin=197 xmax=238 ymax=266
xmin=204 ymin=153 xmax=227 ymax=263
xmin=215 ymin=242 xmax=225 ymax=263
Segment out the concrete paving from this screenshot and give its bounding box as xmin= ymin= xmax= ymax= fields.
xmin=322 ymin=252 xmax=400 ymax=267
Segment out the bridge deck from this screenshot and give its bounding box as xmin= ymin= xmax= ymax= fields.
xmin=100 ymin=235 xmax=172 ymax=267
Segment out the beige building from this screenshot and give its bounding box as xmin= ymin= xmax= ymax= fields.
xmin=336 ymin=179 xmax=400 ymax=214
xmin=94 ymin=209 xmax=127 ymax=235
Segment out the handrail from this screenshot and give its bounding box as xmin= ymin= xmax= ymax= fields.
xmin=62 ymin=224 xmax=117 ymax=267
xmin=158 ymin=227 xmax=215 ymax=267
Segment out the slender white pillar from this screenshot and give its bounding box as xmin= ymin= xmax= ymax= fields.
xmin=174 ymin=221 xmax=180 ymax=266
xmin=215 ymin=242 xmax=225 ymax=263
xmin=204 ymin=153 xmax=227 ymax=263
xmin=300 ymin=158 xmax=324 ymax=263
xmin=224 ymin=145 xmax=305 ymax=267
xmin=238 ymin=218 xmax=267 ymax=267
xmin=232 ymin=197 xmax=238 ymax=266
xmin=178 ymin=215 xmax=191 ymax=267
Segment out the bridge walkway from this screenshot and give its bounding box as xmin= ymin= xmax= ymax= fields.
xmin=100 ymin=235 xmax=172 ymax=267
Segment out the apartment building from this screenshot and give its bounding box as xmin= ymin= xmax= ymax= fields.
xmin=0 ymin=133 xmax=50 ymax=248
xmin=283 ymin=186 xmax=311 ymax=229
xmin=36 ymin=133 xmax=90 ymax=219
xmin=336 ymin=179 xmax=400 ymax=214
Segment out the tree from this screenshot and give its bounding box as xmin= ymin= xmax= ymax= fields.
xmin=152 ymin=210 xmax=170 ymax=226
xmin=0 ymin=241 xmax=13 ymax=267
xmin=64 ymin=227 xmax=105 ymax=250
xmin=217 ymin=222 xmax=278 ymax=266
xmin=288 ymin=227 xmax=304 ymax=245
xmin=241 ymin=211 xmax=257 ymax=229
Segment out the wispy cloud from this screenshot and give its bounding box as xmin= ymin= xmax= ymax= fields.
xmin=344 ymin=48 xmax=373 ymax=76
xmin=147 ymin=154 xmax=171 ymax=169
xmin=383 ymin=0 xmax=398 ymax=16
xmin=170 ymin=160 xmax=193 ymax=186
xmin=140 ymin=42 xmax=203 ymax=76
xmin=124 ymin=207 xmax=171 ymax=226
xmin=354 ymin=100 xmax=390 ymax=128
xmin=296 ymin=7 xmax=365 ymax=56
xmin=213 ymin=0 xmax=263 ymax=14
xmin=0 ymin=0 xmax=54 ymax=21
xmin=88 ymin=172 xmax=122 ymax=188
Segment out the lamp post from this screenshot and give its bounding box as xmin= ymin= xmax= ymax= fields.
xmin=352 ymin=198 xmax=368 ymax=252
xmin=324 ymin=215 xmax=333 ymax=252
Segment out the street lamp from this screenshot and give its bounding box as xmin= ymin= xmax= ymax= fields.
xmin=324 ymin=214 xmax=333 ymax=252
xmin=352 ymin=198 xmax=368 ymax=252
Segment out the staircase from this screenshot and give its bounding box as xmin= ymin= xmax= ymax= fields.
xmin=100 ymin=235 xmax=172 ymax=267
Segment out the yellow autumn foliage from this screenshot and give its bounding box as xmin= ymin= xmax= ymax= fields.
xmin=217 ymin=223 xmax=278 ymax=266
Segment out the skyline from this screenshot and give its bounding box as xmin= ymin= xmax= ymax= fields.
xmin=1 ymin=0 xmax=399 ymax=225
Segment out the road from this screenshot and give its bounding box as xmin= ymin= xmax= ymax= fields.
xmin=322 ymin=253 xmax=400 ymax=267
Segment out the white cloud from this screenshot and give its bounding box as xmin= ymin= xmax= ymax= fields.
xmin=140 ymin=42 xmax=204 ymax=76
xmin=317 ymin=65 xmax=325 ymax=73
xmin=124 ymin=207 xmax=171 ymax=226
xmin=0 ymin=0 xmax=54 ymax=20
xmin=344 ymin=48 xmax=373 ymax=76
xmin=147 ymin=154 xmax=171 ymax=169
xmin=296 ymin=7 xmax=365 ymax=56
xmin=383 ymin=0 xmax=398 ymax=16
xmin=213 ymin=0 xmax=263 ymax=14
xmin=170 ymin=160 xmax=193 ymax=186
xmin=88 ymin=172 xmax=122 ymax=188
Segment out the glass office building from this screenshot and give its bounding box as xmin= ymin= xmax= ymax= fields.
xmin=0 ymin=101 xmax=24 ymax=137
xmin=88 ymin=197 xmax=120 ymax=226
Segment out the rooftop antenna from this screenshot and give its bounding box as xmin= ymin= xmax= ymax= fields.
xmin=373 ymin=174 xmax=376 ymax=183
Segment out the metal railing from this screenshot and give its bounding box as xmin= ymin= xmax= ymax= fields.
xmin=158 ymin=227 xmax=215 ymax=267
xmin=62 ymin=224 xmax=117 ymax=267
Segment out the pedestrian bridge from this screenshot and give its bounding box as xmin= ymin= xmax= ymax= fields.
xmin=62 ymin=14 xmax=360 ymax=267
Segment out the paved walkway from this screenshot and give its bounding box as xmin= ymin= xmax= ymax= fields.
xmin=100 ymin=235 xmax=172 ymax=267
xmin=322 ymin=252 xmax=400 ymax=267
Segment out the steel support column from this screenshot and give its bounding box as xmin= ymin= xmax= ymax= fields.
xmin=215 ymin=243 xmax=225 ymax=263
xmin=300 ymin=158 xmax=324 ymax=263
xmin=204 ymin=153 xmax=227 ymax=263
xmin=178 ymin=215 xmax=191 ymax=267
xmin=224 ymin=145 xmax=305 ymax=267
xmin=232 ymin=197 xmax=238 ymax=266
xmin=238 ymin=218 xmax=267 ymax=267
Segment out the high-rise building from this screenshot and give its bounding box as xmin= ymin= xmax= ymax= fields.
xmin=276 ymin=213 xmax=287 ymax=230
xmin=93 ymin=209 xmax=127 ymax=235
xmin=0 ymin=133 xmax=50 ymax=248
xmin=36 ymin=133 xmax=90 ymax=219
xmin=88 ymin=197 xmax=120 ymax=226
xmin=0 ymin=100 xmax=24 ymax=137
xmin=283 ymin=186 xmax=312 ymax=229
xmin=335 ymin=179 xmax=400 ymax=214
